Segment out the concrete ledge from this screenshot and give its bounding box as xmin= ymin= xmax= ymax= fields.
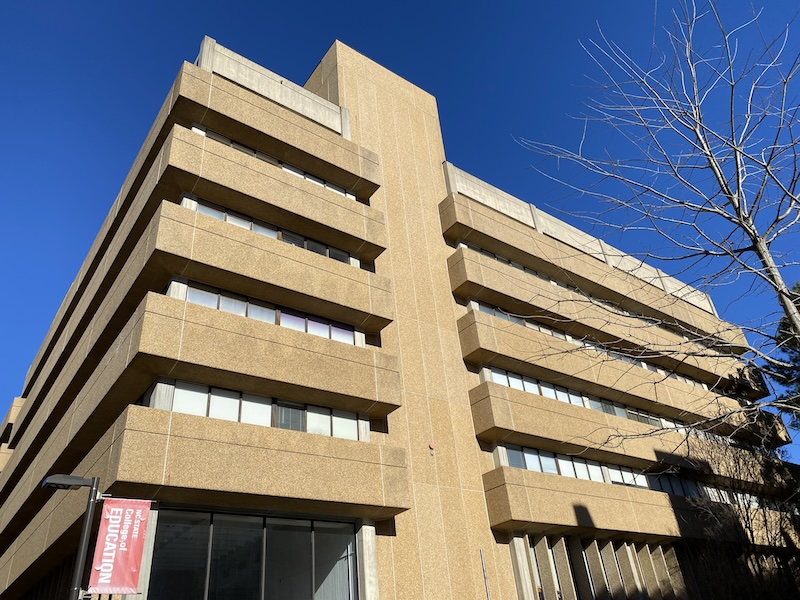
xmin=447 ymin=246 xmax=743 ymax=384
xmin=457 ymin=310 xmax=743 ymax=423
xmin=443 ymin=162 xmax=717 ymax=317
xmin=469 ymin=381 xmax=786 ymax=490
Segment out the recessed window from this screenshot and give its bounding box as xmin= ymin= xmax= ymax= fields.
xmin=173 ymin=280 xmax=368 ymax=347
xmin=150 ymin=511 xmax=358 ymax=600
xmin=151 ymin=380 xmax=365 ymax=441
xmin=181 ymin=195 xmax=361 ymax=269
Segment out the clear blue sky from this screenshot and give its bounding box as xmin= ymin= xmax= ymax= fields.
xmin=1 ymin=0 xmax=798 ymax=455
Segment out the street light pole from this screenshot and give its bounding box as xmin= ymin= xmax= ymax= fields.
xmin=41 ymin=475 xmax=101 ymax=600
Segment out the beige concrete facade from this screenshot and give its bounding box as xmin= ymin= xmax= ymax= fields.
xmin=0 ymin=36 xmax=797 ymax=600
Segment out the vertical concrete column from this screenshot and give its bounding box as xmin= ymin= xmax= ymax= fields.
xmin=614 ymin=542 xmax=643 ymax=599
xmin=632 ymin=544 xmax=664 ymax=600
xmin=566 ymin=538 xmax=596 ymax=600
xmin=509 ymin=535 xmax=536 ymax=600
xmin=357 ymin=520 xmax=380 ymax=600
xmin=649 ymin=546 xmax=676 ymax=600
xmin=550 ymin=537 xmax=577 ymax=600
xmin=634 ymin=544 xmax=664 ymax=600
xmin=532 ymin=536 xmax=559 ymax=600
xmin=583 ymin=541 xmax=611 ymax=600
xmin=661 ymin=546 xmax=689 ymax=600
xmin=598 ymin=541 xmax=626 ymax=600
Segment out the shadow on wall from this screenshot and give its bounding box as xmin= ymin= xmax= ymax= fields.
xmin=653 ymin=448 xmax=800 ymax=600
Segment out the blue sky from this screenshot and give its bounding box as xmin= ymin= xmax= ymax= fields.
xmin=1 ymin=0 xmax=798 ymax=456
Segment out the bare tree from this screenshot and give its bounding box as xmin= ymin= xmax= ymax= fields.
xmin=522 ymin=0 xmax=800 ymax=409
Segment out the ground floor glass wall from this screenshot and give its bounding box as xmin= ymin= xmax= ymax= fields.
xmin=148 ymin=510 xmax=357 ymax=600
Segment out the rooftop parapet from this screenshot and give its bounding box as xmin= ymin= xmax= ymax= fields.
xmin=195 ymin=36 xmax=351 ymax=139
xmin=443 ymin=161 xmax=717 ymax=316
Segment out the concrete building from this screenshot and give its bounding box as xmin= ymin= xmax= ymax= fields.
xmin=0 ymin=37 xmax=797 ymax=600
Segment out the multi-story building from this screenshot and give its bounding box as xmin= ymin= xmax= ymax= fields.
xmin=0 ymin=37 xmax=797 ymax=600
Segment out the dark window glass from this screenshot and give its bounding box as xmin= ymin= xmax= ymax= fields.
xmin=329 ymin=247 xmax=350 ymax=264
xmin=506 ymin=445 xmax=526 ymax=469
xmin=275 ymin=402 xmax=304 ymax=431
xmin=149 ymin=512 xmax=211 ymax=600
xmin=208 ymin=515 xmax=263 ymax=600
xmin=265 ymin=520 xmax=312 ymax=600
xmin=307 ymin=240 xmax=327 ymax=256
xmin=282 ymin=231 xmax=305 ymax=248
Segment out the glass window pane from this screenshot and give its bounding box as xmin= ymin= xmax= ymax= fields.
xmin=280 ymin=310 xmax=306 ymax=332
xmin=587 ymin=397 xmax=604 ymax=412
xmin=554 ymin=387 xmax=570 ymax=403
xmin=209 ymin=387 xmax=240 ymax=422
xmin=197 ymin=203 xmax=225 ymax=220
xmin=607 ymin=466 xmax=624 ymax=485
xmin=219 ymin=294 xmax=247 ymax=316
xmin=507 ymin=372 xmax=525 ymax=391
xmin=248 ymin=302 xmax=276 ymax=324
xmin=329 ymin=247 xmax=350 ymax=264
xmin=613 ymin=404 xmax=628 ymax=419
xmin=208 ymin=515 xmax=262 ymax=600
xmin=506 ymin=445 xmax=525 ymax=469
xmin=523 ymin=448 xmax=541 ymax=471
xmin=621 ymin=468 xmax=635 ymax=486
xmin=253 ymin=222 xmax=279 ymax=239
xmin=557 ymin=455 xmax=576 ymax=478
xmin=149 ymin=511 xmax=210 ymax=600
xmin=682 ymin=479 xmax=699 ymax=498
xmin=587 ymin=461 xmax=604 ymax=482
xmin=241 ymin=394 xmax=272 ymax=426
xmin=281 ymin=231 xmax=305 ymax=248
xmin=173 ymin=381 xmax=208 ymax=416
xmin=524 ymin=320 xmax=540 ymax=332
xmin=265 ymin=520 xmax=312 ymax=600
xmin=326 ymin=182 xmax=346 ymax=195
xmin=275 ymin=402 xmax=304 ymax=431
xmin=538 ymin=381 xmax=557 ymax=400
xmin=306 ymin=174 xmax=325 ymax=187
xmin=307 ymin=405 xmax=332 ymax=436
xmin=307 ymin=317 xmax=330 ymax=339
xmin=206 ymin=130 xmax=230 ymax=145
xmin=307 ymin=240 xmax=327 ymax=256
xmin=633 ymin=472 xmax=648 ymax=488
xmin=331 ymin=323 xmax=355 ymax=345
xmin=522 ymin=376 xmax=539 ymax=394
xmin=478 ymin=303 xmax=494 ymax=316
xmin=187 ymin=286 xmax=218 ymax=309
xmin=539 ymin=451 xmax=558 ymax=474
xmin=490 ymin=367 xmax=509 ymax=387
xmin=225 ymin=212 xmax=251 ymax=229
xmin=574 ymin=458 xmax=590 ymax=480
xmin=332 ymin=410 xmax=359 ymax=440
xmin=315 ymin=522 xmax=355 ymax=600
xmin=282 ymin=164 xmax=305 ymax=178
xmin=231 ymin=141 xmax=255 ymax=155
xmin=568 ymin=391 xmax=584 ymax=406
xmin=647 ymin=474 xmax=663 ymax=492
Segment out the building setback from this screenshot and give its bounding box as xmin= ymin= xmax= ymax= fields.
xmin=0 ymin=37 xmax=797 ymax=600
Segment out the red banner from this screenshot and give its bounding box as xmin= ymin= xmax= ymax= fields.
xmin=87 ymin=498 xmax=152 ymax=594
